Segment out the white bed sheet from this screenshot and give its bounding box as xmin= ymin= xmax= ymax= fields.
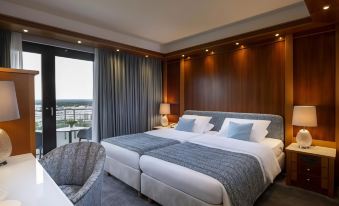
xmin=260 ymin=138 xmax=284 ymax=157
xmin=140 ymin=135 xmax=282 ymax=205
xmin=102 ymin=129 xmax=203 ymax=170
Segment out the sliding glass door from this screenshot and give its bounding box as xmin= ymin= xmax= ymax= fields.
xmin=23 ymin=42 xmax=94 ymax=155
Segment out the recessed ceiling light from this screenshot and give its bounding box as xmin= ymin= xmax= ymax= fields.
xmin=323 ymin=5 xmax=330 ymax=10
xmin=23 ymin=29 xmax=29 ymax=33
xmin=275 ymin=33 xmax=280 ymax=37
xmin=116 ymin=49 xmax=120 ymax=52
xmin=211 ymin=51 xmax=215 ymax=55
xmin=205 ymin=49 xmax=209 ymax=52
xmin=181 ymin=54 xmax=185 ymax=57
xmin=235 ymin=42 xmax=240 ymax=45
xmin=77 ymin=40 xmax=82 ymax=44
xmin=187 ymin=56 xmax=191 ymax=60
xmin=145 ymin=55 xmax=149 ymax=58
xmin=278 ymin=37 xmax=283 ymax=41
xmin=240 ymin=45 xmax=245 ymax=49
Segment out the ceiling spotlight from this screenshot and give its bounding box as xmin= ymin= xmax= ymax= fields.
xmin=275 ymin=33 xmax=280 ymax=37
xmin=205 ymin=49 xmax=209 ymax=52
xmin=278 ymin=37 xmax=283 ymax=41
xmin=211 ymin=51 xmax=215 ymax=55
xmin=145 ymin=55 xmax=149 ymax=58
xmin=23 ymin=29 xmax=29 ymax=33
xmin=116 ymin=49 xmax=120 ymax=52
xmin=187 ymin=56 xmax=191 ymax=60
xmin=77 ymin=40 xmax=82 ymax=44
xmin=323 ymin=5 xmax=330 ymax=10
xmin=181 ymin=54 xmax=185 ymax=57
xmin=235 ymin=42 xmax=240 ymax=45
xmin=240 ymin=45 xmax=245 ymax=49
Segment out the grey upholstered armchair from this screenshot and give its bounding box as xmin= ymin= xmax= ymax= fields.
xmin=40 ymin=142 xmax=106 ymax=206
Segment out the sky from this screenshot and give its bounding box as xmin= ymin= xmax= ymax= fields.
xmin=23 ymin=52 xmax=93 ymax=100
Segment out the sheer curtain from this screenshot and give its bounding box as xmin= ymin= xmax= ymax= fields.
xmin=93 ymin=48 xmax=162 ymax=142
xmin=10 ymin=32 xmax=23 ymax=69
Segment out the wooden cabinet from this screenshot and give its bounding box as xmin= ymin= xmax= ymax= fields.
xmin=0 ymin=68 xmax=38 ymax=155
xmin=286 ymin=143 xmax=336 ymax=197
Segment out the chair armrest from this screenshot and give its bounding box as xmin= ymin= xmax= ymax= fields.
xmin=70 ymin=163 xmax=104 ymax=203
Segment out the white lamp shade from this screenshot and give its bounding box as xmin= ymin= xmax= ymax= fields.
xmin=0 ymin=81 xmax=20 ymax=122
xmin=159 ymin=103 xmax=170 ymax=115
xmin=292 ymin=106 xmax=317 ymax=127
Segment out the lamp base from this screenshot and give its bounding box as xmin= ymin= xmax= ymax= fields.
xmin=296 ymin=129 xmax=312 ymax=149
xmin=160 ymin=115 xmax=169 ymax=127
xmin=0 ymin=128 xmax=12 ymax=165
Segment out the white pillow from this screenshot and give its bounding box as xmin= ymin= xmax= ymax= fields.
xmin=219 ymin=118 xmax=271 ymax=142
xmin=204 ymin=123 xmax=214 ymax=133
xmin=182 ymin=115 xmax=212 ymax=133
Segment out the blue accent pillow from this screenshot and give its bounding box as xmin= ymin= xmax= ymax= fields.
xmin=227 ymin=121 xmax=253 ymax=141
xmin=175 ymin=118 xmax=196 ymax=132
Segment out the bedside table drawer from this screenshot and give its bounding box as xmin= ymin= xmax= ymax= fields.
xmin=298 ymin=154 xmax=321 ymax=176
xmin=298 ymin=175 xmax=321 ymax=191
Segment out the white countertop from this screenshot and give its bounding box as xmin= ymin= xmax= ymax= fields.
xmin=0 ymin=154 xmax=73 ymax=206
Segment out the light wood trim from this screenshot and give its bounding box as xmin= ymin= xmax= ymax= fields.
xmin=0 ymin=68 xmax=39 ymax=75
xmin=285 ymin=34 xmax=294 ymax=146
xmin=0 ymin=68 xmax=38 ymax=155
xmin=179 ymin=59 xmax=185 ymax=115
xmin=312 ymin=139 xmax=336 ymax=148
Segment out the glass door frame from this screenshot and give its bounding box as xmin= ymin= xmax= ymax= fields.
xmin=23 ymin=41 xmax=94 ymax=154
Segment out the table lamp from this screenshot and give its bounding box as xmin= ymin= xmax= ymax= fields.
xmin=0 ymin=81 xmax=20 ymax=166
xmin=292 ymin=106 xmax=317 ymax=149
xmin=159 ymin=103 xmax=170 ymax=127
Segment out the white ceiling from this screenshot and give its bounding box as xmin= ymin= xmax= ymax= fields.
xmin=0 ymin=0 xmax=309 ymax=53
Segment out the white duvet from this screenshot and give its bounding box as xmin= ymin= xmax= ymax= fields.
xmin=140 ymin=134 xmax=282 ymax=205
xmin=145 ymin=128 xmax=202 ymax=143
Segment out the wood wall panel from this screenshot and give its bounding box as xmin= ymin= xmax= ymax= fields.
xmin=0 ymin=68 xmax=38 ymax=155
xmin=166 ymin=61 xmax=180 ymax=122
xmin=183 ymin=41 xmax=285 ymax=116
xmin=293 ymin=31 xmax=335 ymax=141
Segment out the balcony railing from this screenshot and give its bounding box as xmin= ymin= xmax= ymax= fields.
xmin=35 ymin=106 xmax=93 ymax=130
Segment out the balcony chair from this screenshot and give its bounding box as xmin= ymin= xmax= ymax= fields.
xmin=77 ymin=127 xmax=92 ymax=142
xmin=40 ymin=142 xmax=106 ymax=206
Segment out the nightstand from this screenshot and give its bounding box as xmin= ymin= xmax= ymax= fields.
xmin=286 ymin=143 xmax=336 ymax=197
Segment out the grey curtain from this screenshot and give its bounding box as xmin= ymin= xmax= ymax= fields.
xmin=93 ymin=48 xmax=162 ymax=141
xmin=0 ymin=29 xmax=11 ymax=67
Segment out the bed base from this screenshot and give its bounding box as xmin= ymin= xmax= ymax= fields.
xmin=104 ymin=156 xmax=141 ymax=191
xmin=141 ymin=173 xmax=222 ymax=206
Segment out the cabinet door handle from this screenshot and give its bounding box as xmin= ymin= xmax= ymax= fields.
xmin=51 ymin=107 xmax=54 ymax=117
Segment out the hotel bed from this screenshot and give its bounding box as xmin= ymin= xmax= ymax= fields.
xmin=101 ymin=128 xmax=204 ymax=191
xmin=139 ymin=110 xmax=285 ymax=206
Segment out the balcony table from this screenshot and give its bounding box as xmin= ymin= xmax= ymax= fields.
xmin=56 ymin=126 xmax=88 ymax=143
